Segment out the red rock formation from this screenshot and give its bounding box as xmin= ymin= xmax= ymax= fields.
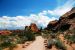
xmin=0 ymin=30 xmax=12 ymax=35
xmin=46 ymin=7 xmax=75 ymax=32
xmin=49 ymin=20 xmax=58 ymax=26
xmin=30 ymin=23 xmax=39 ymax=32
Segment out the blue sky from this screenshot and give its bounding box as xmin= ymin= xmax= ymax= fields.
xmin=0 ymin=0 xmax=75 ymax=29
xmin=0 ymin=0 xmax=68 ymax=16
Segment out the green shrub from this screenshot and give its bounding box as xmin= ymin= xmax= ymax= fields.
xmin=64 ymin=34 xmax=75 ymax=43
xmin=0 ymin=47 xmax=2 ymax=50
xmin=0 ymin=36 xmax=17 ymax=49
xmin=0 ymin=29 xmax=36 ymax=49
xmin=55 ymin=39 xmax=66 ymax=50
xmin=47 ymin=39 xmax=55 ymax=49
xmin=0 ymin=41 xmax=16 ymax=49
xmin=25 ymin=32 xmax=35 ymax=41
xmin=47 ymin=38 xmax=66 ymax=49
xmin=69 ymin=35 xmax=75 ymax=43
xmin=17 ymin=36 xmax=28 ymax=44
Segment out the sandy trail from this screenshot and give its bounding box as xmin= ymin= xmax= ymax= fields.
xmin=12 ymin=36 xmax=45 ymax=50
xmin=24 ymin=36 xmax=45 ymax=50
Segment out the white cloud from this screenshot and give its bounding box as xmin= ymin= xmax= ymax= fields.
xmin=0 ymin=13 xmax=56 ymax=29
xmin=48 ymin=0 xmax=75 ymax=16
xmin=0 ymin=0 xmax=75 ymax=29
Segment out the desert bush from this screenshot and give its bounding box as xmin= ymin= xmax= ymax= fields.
xmin=34 ymin=32 xmax=42 ymax=36
xmin=55 ymin=39 xmax=66 ymax=50
xmin=64 ymin=34 xmax=75 ymax=43
xmin=71 ymin=29 xmax=75 ymax=34
xmin=17 ymin=36 xmax=28 ymax=44
xmin=0 ymin=35 xmax=18 ymax=49
xmin=0 ymin=47 xmax=2 ymax=50
xmin=50 ymin=33 xmax=57 ymax=39
xmin=41 ymin=30 xmax=51 ymax=34
xmin=25 ymin=32 xmax=35 ymax=41
xmin=0 ymin=37 xmax=17 ymax=49
xmin=0 ymin=29 xmax=35 ymax=49
xmin=12 ymin=30 xmax=35 ymax=43
xmin=41 ymin=30 xmax=52 ymax=39
xmin=47 ymin=38 xmax=66 ymax=49
xmin=47 ymin=39 xmax=55 ymax=49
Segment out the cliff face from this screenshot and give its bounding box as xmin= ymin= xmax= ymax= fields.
xmin=47 ymin=20 xmax=58 ymax=30
xmin=47 ymin=7 xmax=75 ymax=32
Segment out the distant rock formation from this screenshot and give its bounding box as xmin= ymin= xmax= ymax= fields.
xmin=30 ymin=23 xmax=39 ymax=32
xmin=46 ymin=7 xmax=75 ymax=32
xmin=25 ymin=23 xmax=39 ymax=32
xmin=0 ymin=30 xmax=12 ymax=35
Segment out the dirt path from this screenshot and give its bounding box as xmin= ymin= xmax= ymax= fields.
xmin=12 ymin=36 xmax=45 ymax=50
xmin=24 ymin=36 xmax=45 ymax=50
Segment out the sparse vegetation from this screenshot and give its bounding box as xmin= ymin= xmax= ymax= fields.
xmin=64 ymin=34 xmax=75 ymax=44
xmin=0 ymin=29 xmax=35 ymax=49
xmin=47 ymin=39 xmax=56 ymax=49
xmin=0 ymin=35 xmax=17 ymax=50
xmin=55 ymin=39 xmax=66 ymax=50
xmin=47 ymin=38 xmax=66 ymax=50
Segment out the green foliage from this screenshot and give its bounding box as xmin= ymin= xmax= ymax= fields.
xmin=55 ymin=39 xmax=66 ymax=50
xmin=15 ymin=30 xmax=35 ymax=43
xmin=25 ymin=31 xmax=35 ymax=41
xmin=41 ymin=29 xmax=52 ymax=39
xmin=17 ymin=36 xmax=28 ymax=44
xmin=71 ymin=29 xmax=75 ymax=34
xmin=47 ymin=39 xmax=55 ymax=49
xmin=0 ymin=47 xmax=2 ymax=50
xmin=0 ymin=28 xmax=37 ymax=49
xmin=34 ymin=32 xmax=41 ymax=36
xmin=41 ymin=30 xmax=51 ymax=34
xmin=47 ymin=39 xmax=66 ymax=50
xmin=50 ymin=33 xmax=57 ymax=39
xmin=0 ymin=36 xmax=17 ymax=49
xmin=64 ymin=34 xmax=75 ymax=43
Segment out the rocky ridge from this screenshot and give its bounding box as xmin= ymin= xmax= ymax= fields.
xmin=46 ymin=7 xmax=75 ymax=32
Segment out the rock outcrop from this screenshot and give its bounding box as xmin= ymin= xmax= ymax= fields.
xmin=46 ymin=7 xmax=75 ymax=32
xmin=30 ymin=23 xmax=39 ymax=32
xmin=25 ymin=23 xmax=39 ymax=32
xmin=47 ymin=20 xmax=58 ymax=30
